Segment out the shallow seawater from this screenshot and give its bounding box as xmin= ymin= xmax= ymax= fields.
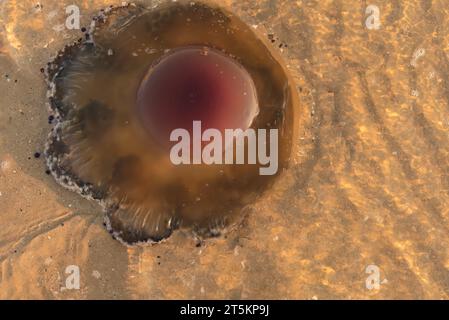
xmin=1 ymin=0 xmax=449 ymax=300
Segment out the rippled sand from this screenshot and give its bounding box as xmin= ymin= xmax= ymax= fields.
xmin=0 ymin=0 xmax=448 ymax=299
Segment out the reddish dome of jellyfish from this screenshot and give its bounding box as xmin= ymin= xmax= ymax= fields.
xmin=136 ymin=47 xmax=259 ymax=147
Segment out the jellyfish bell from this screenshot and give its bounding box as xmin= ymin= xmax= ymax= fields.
xmin=136 ymin=46 xmax=259 ymax=149
xmin=44 ymin=2 xmax=297 ymax=244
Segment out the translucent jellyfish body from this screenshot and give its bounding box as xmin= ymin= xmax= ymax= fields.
xmin=45 ymin=2 xmax=296 ymax=244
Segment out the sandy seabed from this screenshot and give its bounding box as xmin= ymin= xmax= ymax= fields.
xmin=1 ymin=0 xmax=449 ymax=299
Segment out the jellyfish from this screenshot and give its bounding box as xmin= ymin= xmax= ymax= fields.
xmin=44 ymin=1 xmax=296 ymax=244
